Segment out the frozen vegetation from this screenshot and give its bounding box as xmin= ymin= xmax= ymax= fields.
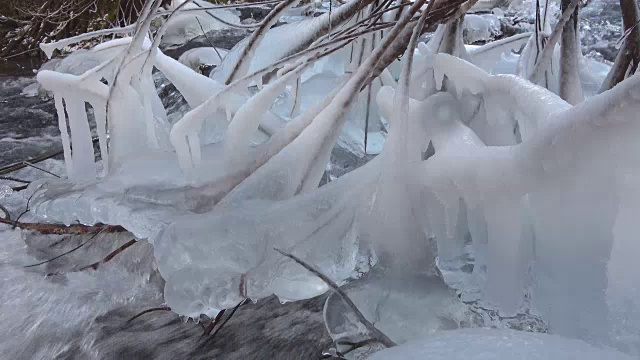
xmin=1 ymin=0 xmax=639 ymax=358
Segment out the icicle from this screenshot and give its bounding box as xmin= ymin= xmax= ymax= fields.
xmin=38 ymin=70 xmax=109 ymax=179
xmin=65 ymin=97 xmax=96 ymax=180
xmin=53 ymin=94 xmax=74 ymax=178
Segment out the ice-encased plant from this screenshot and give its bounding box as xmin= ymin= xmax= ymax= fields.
xmin=26 ymin=0 xmax=640 ymax=356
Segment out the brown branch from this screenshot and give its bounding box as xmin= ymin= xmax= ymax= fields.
xmin=0 ymin=218 xmax=126 ymax=235
xmin=127 ymin=306 xmax=172 ymax=323
xmin=600 ymin=0 xmax=640 ymax=92
xmin=274 ymin=248 xmax=397 ymax=348
xmin=24 ymin=229 xmax=105 ymax=268
xmin=202 ymin=299 xmax=248 ymax=342
xmin=201 ymin=308 xmax=226 ymax=337
xmin=77 ymin=239 xmax=138 ymax=271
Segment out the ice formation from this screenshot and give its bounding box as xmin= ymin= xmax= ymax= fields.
xmin=24 ymin=0 xmax=640 ymax=356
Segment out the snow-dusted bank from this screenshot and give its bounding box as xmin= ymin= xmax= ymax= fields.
xmin=18 ymin=0 xmax=640 ymax=357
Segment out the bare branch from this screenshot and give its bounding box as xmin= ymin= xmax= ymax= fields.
xmin=24 ymin=229 xmax=105 ymax=268
xmin=77 ymin=239 xmax=138 ymax=271
xmin=0 ymin=218 xmax=126 ymax=235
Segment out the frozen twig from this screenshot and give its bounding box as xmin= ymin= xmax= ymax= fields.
xmin=274 ymin=248 xmax=397 ymax=348
xmin=0 ymin=176 xmax=30 ymax=184
xmin=338 ymin=338 xmax=379 ymax=356
xmin=0 ymin=137 xmax=99 ymax=177
xmin=0 ymin=218 xmax=126 ymax=235
xmin=127 ymin=306 xmax=172 ymax=323
xmin=201 ymin=299 xmax=248 ymax=342
xmin=21 ymin=161 xmax=60 ymax=178
xmin=24 ymin=229 xmax=105 ymax=268
xmin=77 ymin=239 xmax=138 ymax=271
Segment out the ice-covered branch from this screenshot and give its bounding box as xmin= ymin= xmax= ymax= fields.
xmin=558 ymin=0 xmax=584 ymax=104
xmin=39 ymin=24 xmax=136 ymax=58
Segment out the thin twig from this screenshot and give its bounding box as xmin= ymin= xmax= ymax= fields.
xmin=24 ymin=229 xmax=104 ymax=268
xmin=22 ymin=161 xmax=60 ymax=178
xmin=337 ymin=338 xmax=379 ymax=356
xmin=12 ymin=183 xmax=45 ymax=228
xmin=127 ymin=306 xmax=172 ymax=323
xmin=0 ymin=137 xmax=99 ymax=176
xmin=273 ymin=248 xmax=397 ymax=348
xmin=0 ymin=217 xmax=126 ymax=235
xmin=0 ymin=176 xmax=30 ymax=184
xmin=195 ymin=17 xmax=224 ymax=63
xmin=77 ymin=239 xmax=137 ymax=271
xmin=207 ymin=299 xmax=247 ymax=341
